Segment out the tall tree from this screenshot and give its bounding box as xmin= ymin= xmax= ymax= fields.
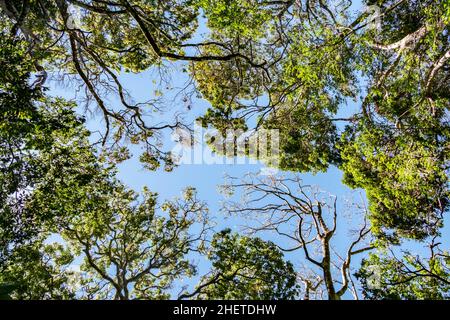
xmin=181 ymin=229 xmax=299 ymax=300
xmin=338 ymin=0 xmax=450 ymax=241
xmin=0 ymin=241 xmax=76 ymax=300
xmin=220 ymin=173 xmax=374 ymax=300
xmin=0 ymin=34 xmax=95 ymax=268
xmin=356 ymin=238 xmax=450 ymax=299
xmin=191 ymin=0 xmax=450 ymax=241
xmin=33 ymin=168 xmax=211 ymax=300
xmin=0 ymin=33 xmax=299 ymax=299
xmin=0 ymin=0 xmax=267 ymax=170
xmin=2 ymin=1 xmax=448 ymax=240
xmin=1 ymin=0 xmax=449 ymax=300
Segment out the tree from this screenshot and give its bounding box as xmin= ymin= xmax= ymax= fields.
xmin=1 ymin=0 xmax=449 ymax=300
xmin=0 ymin=33 xmax=299 ymax=299
xmin=0 ymin=241 xmax=76 ymax=300
xmin=191 ymin=0 xmax=450 ymax=241
xmin=356 ymin=238 xmax=450 ymax=300
xmin=37 ymin=178 xmax=211 ymax=300
xmin=181 ymin=229 xmax=299 ymax=300
xmin=11 ymin=166 xmax=301 ymax=300
xmin=339 ymin=121 xmax=448 ymax=242
xmin=30 ymin=155 xmax=299 ymax=300
xmin=220 ymin=173 xmax=374 ymax=300
xmin=0 ymin=0 xmax=268 ymax=170
xmin=0 ymin=34 xmax=95 ymax=268
xmin=3 ymin=122 xmax=303 ymax=300
xmin=338 ymin=0 xmax=450 ymax=241
xmin=2 ymin=1 xmax=448 ymax=241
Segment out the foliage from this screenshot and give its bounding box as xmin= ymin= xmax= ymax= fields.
xmin=195 ymin=229 xmax=299 ymax=300
xmin=190 ymin=0 xmax=450 ymax=241
xmin=0 ymin=34 xmax=93 ymax=267
xmin=356 ymin=249 xmax=450 ymax=300
xmin=0 ymin=241 xmax=76 ymax=300
xmin=339 ymin=121 xmax=449 ymax=241
xmin=1 ymin=0 xmax=449 ymax=300
xmin=63 ymin=184 xmax=210 ymax=300
xmin=196 ymin=0 xmax=275 ymax=37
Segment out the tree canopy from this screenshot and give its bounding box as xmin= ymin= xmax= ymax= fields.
xmin=0 ymin=0 xmax=449 ymax=300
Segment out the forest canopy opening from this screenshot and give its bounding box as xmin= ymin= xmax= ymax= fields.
xmin=0 ymin=0 xmax=449 ymax=300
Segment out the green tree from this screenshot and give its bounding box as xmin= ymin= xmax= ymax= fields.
xmin=1 ymin=0 xmax=449 ymax=300
xmin=42 ymin=181 xmax=210 ymax=300
xmin=2 ymin=1 xmax=448 ymax=240
xmin=338 ymin=0 xmax=450 ymax=241
xmin=356 ymin=242 xmax=450 ymax=299
xmin=0 ymin=34 xmax=94 ymax=267
xmin=190 ymin=0 xmax=450 ymax=241
xmin=339 ymin=122 xmax=448 ymax=241
xmin=0 ymin=0 xmax=267 ymax=170
xmin=182 ymin=229 xmax=299 ymax=300
xmin=0 ymin=241 xmax=76 ymax=300
xmin=0 ymin=34 xmax=299 ymax=299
